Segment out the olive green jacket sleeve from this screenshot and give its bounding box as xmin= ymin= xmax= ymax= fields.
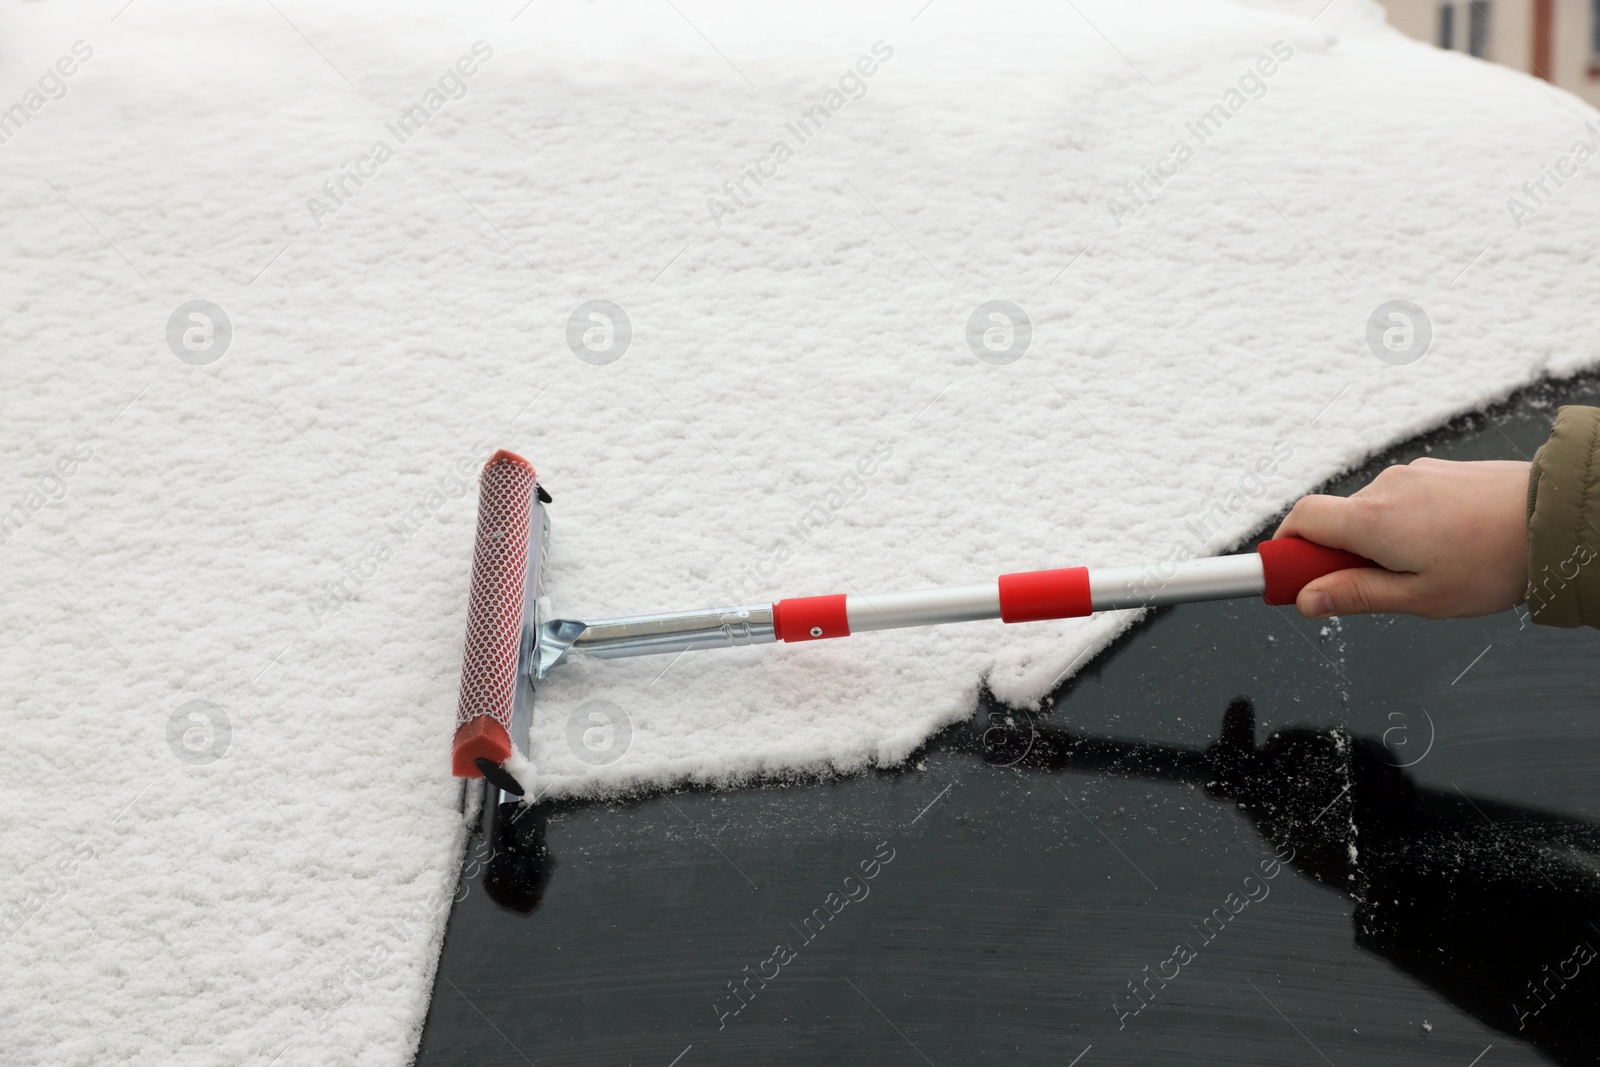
xmin=1526 ymin=405 xmax=1600 ymax=627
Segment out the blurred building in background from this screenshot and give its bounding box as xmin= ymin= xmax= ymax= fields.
xmin=1381 ymin=0 xmax=1600 ymax=106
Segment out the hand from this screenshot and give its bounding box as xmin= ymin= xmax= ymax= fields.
xmin=1273 ymin=458 xmax=1529 ymax=619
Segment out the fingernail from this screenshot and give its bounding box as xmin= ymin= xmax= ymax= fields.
xmin=1303 ymin=591 xmax=1333 ymax=618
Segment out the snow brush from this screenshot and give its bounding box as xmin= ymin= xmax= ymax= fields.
xmin=452 ymin=449 xmax=1375 ymax=795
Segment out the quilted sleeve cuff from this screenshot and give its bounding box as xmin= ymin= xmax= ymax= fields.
xmin=1526 ymin=405 xmax=1600 ymax=628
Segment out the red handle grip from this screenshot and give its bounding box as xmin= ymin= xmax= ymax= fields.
xmin=1257 ymin=537 xmax=1377 ymax=606
xmin=772 ymin=594 xmax=851 ymax=642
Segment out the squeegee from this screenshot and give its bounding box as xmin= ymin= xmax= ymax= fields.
xmin=453 ymin=449 xmax=1374 ymax=795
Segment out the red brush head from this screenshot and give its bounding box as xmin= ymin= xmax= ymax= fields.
xmin=453 ymin=449 xmax=536 ymax=778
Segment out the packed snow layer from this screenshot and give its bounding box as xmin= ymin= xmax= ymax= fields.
xmin=1 ymin=0 xmax=1597 ymax=1062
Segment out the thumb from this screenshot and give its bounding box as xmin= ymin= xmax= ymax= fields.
xmin=1297 ymin=567 xmax=1415 ymax=618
